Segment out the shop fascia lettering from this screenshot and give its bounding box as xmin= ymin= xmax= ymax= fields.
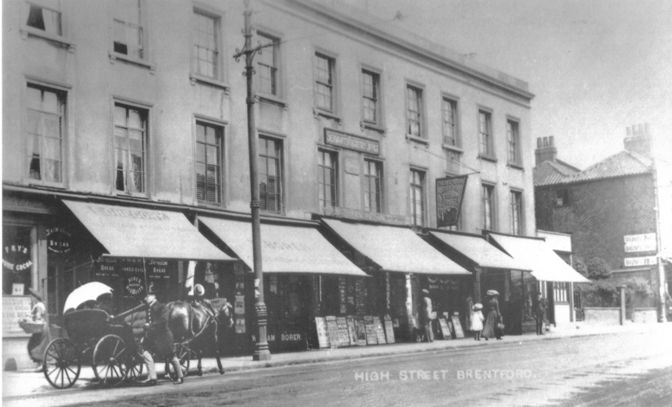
xmin=87 ymin=205 xmax=169 ymax=221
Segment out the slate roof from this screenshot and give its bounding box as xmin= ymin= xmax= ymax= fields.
xmin=534 ymin=150 xmax=652 ymax=187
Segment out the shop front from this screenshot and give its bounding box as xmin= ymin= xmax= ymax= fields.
xmin=486 ymin=232 xmax=589 ymax=332
xmin=426 ymin=230 xmax=531 ymax=335
xmin=59 ymin=200 xmax=233 ymax=313
xmin=320 ymin=218 xmax=470 ymax=342
xmin=197 ymin=216 xmax=368 ymax=353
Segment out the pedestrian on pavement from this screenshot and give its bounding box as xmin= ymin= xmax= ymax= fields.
xmin=26 ymin=289 xmax=47 ymax=369
xmin=481 ymin=290 xmax=502 ymax=340
xmin=464 ymin=295 xmax=473 ymax=333
xmin=420 ymin=289 xmax=434 ymax=342
xmin=534 ymin=292 xmax=547 ymax=335
xmin=470 ymin=303 xmax=484 ymax=341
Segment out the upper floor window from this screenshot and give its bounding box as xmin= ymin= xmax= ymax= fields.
xmin=114 ymin=103 xmax=147 ymax=194
xmin=113 ymin=0 xmax=145 ymax=60
xmin=314 ymin=53 xmax=335 ymax=112
xmin=478 ymin=109 xmax=493 ymax=157
xmin=364 ymin=160 xmax=383 ymax=213
xmin=259 ymin=136 xmax=283 ymax=213
xmin=192 ymin=9 xmax=221 ymax=80
xmin=507 ymin=119 xmax=521 ymax=165
xmin=318 ymin=149 xmax=338 ymax=209
xmin=257 ymin=32 xmax=280 ymax=97
xmin=410 ymin=169 xmax=426 ymax=226
xmin=361 ymin=70 xmax=380 ymax=125
xmin=25 ymin=1 xmax=62 ymax=36
xmin=510 ymin=190 xmax=523 ymax=235
xmin=442 ymin=97 xmax=459 ymax=147
xmin=195 ymin=121 xmax=223 ymax=204
xmin=555 ymin=189 xmax=570 ymax=207
xmin=482 ymin=183 xmax=496 ymax=231
xmin=406 ymin=85 xmax=424 ymax=139
xmin=26 ymin=84 xmax=65 ymax=183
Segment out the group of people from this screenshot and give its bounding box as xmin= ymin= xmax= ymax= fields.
xmin=468 ymin=290 xmax=504 ymax=341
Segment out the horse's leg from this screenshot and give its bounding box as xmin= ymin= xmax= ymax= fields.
xmin=197 ymin=351 xmax=203 ymax=376
xmin=213 ymin=325 xmax=224 ymax=375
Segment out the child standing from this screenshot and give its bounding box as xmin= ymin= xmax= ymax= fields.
xmin=470 ymin=303 xmax=484 ymax=341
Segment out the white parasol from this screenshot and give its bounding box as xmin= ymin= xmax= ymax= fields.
xmin=63 ymin=281 xmax=113 ymax=313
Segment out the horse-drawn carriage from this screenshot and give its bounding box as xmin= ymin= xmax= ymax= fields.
xmin=42 ymin=282 xmax=231 ymax=389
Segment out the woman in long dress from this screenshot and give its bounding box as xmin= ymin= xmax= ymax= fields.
xmin=481 ymin=292 xmax=502 ymax=340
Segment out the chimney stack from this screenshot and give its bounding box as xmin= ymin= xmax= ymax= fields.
xmin=624 ymin=123 xmax=651 ymax=156
xmin=535 ymin=136 xmax=557 ymax=165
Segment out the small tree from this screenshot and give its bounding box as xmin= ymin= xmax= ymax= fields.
xmin=585 ymin=257 xmax=612 ymax=280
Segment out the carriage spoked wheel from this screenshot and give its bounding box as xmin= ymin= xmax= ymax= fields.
xmin=42 ymin=338 xmax=81 ymax=389
xmin=92 ymin=334 xmax=127 ymax=386
xmin=167 ymin=344 xmax=193 ymax=380
xmin=124 ymin=352 xmax=146 ymax=383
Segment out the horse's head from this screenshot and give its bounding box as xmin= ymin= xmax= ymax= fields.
xmin=210 ymin=298 xmax=234 ymax=329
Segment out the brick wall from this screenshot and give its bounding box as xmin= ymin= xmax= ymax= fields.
xmin=535 ymin=174 xmax=656 ymax=270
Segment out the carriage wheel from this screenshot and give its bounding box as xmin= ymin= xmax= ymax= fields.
xmin=124 ymin=352 xmax=146 ymax=383
xmin=167 ymin=344 xmax=193 ymax=380
xmin=92 ymin=334 xmax=127 ymax=386
xmin=42 ymin=338 xmax=81 ymax=389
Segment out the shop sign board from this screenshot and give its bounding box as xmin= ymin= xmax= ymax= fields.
xmin=624 ymin=256 xmax=657 ymax=267
xmin=383 ymin=315 xmax=395 ymax=344
xmin=438 ymin=318 xmax=451 ymax=339
xmin=3 ymin=296 xmax=32 ymax=337
xmin=324 ymin=128 xmax=380 ymax=155
xmin=436 ymin=175 xmax=468 ymax=228
xmin=624 ymin=233 xmax=657 ymax=253
xmin=450 ymin=314 xmax=465 ymax=338
xmin=46 ymin=227 xmax=72 ymax=254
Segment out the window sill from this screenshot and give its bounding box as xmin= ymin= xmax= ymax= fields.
xmin=478 ymin=154 xmax=497 ymax=163
xmin=442 ymin=144 xmax=463 ymax=153
xmin=197 ymin=200 xmax=224 ymax=209
xmin=258 ymin=93 xmax=287 ymax=107
xmin=361 ymin=121 xmax=386 ymax=134
xmin=406 ymin=135 xmax=429 ymax=145
xmin=189 ymin=74 xmax=230 ymax=92
xmin=115 ymin=191 xmax=150 ymax=200
xmin=20 ymin=27 xmax=75 ymax=50
xmin=507 ymin=162 xmax=524 ymax=170
xmin=27 ymin=180 xmax=66 ymax=190
xmin=313 ymin=108 xmax=341 ymax=122
xmin=109 ymin=52 xmax=155 ymax=71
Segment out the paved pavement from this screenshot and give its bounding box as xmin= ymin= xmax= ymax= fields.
xmin=2 ymin=321 xmax=668 ymax=403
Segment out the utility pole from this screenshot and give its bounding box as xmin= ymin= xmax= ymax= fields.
xmin=234 ymin=0 xmax=273 ymax=360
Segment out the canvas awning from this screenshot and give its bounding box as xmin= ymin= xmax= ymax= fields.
xmin=487 ymin=233 xmax=589 ymax=283
xmin=198 ymin=217 xmax=367 ymax=276
xmin=322 ymin=219 xmax=469 ymax=275
xmin=429 ymin=231 xmax=530 ymax=271
xmin=62 ymin=200 xmax=231 ymax=260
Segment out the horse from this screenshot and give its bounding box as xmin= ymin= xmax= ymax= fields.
xmin=165 ymin=297 xmax=233 ymax=376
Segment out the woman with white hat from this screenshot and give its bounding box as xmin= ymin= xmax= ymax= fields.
xmin=481 ymin=290 xmax=502 ymax=340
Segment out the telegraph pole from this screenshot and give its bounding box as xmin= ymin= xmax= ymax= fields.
xmin=234 ymin=0 xmax=273 ymax=360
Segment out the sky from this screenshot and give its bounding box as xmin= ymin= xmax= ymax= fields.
xmin=327 ymin=0 xmax=672 ymax=169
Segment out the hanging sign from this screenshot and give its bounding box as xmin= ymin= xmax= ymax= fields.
xmin=46 ymin=227 xmax=72 ymax=254
xmin=436 ymin=175 xmax=468 ymax=228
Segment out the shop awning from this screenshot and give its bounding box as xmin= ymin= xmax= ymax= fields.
xmin=198 ymin=217 xmax=367 ymax=276
xmin=429 ymin=231 xmax=530 ymax=271
xmin=322 ymin=219 xmax=469 ymax=275
xmin=62 ymin=200 xmax=231 ymax=261
xmin=487 ymin=233 xmax=589 ymax=283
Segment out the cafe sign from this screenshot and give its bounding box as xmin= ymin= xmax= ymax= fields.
xmin=436 ymin=175 xmax=468 ymax=228
xmin=3 ymin=244 xmax=32 ymax=272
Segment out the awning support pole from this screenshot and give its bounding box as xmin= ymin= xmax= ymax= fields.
xmin=569 ymin=282 xmax=575 ymax=323
xmin=405 ymin=273 xmax=414 ymax=338
xmin=473 ymin=267 xmax=482 ymax=303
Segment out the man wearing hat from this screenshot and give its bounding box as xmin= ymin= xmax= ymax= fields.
xmin=141 ymin=289 xmax=184 ymax=385
xmin=420 ymin=289 xmax=434 ymax=342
